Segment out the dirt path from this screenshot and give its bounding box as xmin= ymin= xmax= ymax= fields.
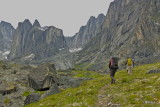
xmin=97 ymin=84 xmax=121 ymax=107
xmin=97 ymin=85 xmax=110 ymax=107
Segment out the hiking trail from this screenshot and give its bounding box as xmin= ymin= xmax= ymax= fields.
xmin=97 ymin=85 xmax=109 ymax=107
xmin=97 ymin=84 xmax=121 ymax=107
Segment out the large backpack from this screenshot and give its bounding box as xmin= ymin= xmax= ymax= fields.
xmin=110 ymin=57 xmax=119 ymax=69
xmin=127 ymin=58 xmax=132 ymax=66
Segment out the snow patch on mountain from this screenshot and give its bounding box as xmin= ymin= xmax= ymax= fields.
xmin=2 ymin=51 xmax=10 ymax=56
xmin=69 ymin=48 xmax=82 ymax=53
xmin=24 ymin=54 xmax=35 ymax=60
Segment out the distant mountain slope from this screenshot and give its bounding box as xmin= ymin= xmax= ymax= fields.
xmin=65 ymin=14 xmax=105 ymax=52
xmin=75 ymin=0 xmax=160 ymax=70
xmin=8 ymin=19 xmax=69 ymax=60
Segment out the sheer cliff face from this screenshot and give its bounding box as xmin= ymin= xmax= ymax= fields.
xmin=76 ymin=0 xmax=160 ymax=69
xmin=99 ymin=0 xmax=160 ymax=58
xmin=0 ymin=21 xmax=15 ymax=52
xmin=66 ymin=14 xmax=105 ymax=51
xmin=8 ymin=19 xmax=68 ymax=60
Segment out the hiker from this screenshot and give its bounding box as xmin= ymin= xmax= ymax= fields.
xmin=109 ymin=57 xmax=119 ymax=84
xmin=126 ymin=57 xmax=133 ymax=75
xmin=132 ymin=58 xmax=135 ymax=68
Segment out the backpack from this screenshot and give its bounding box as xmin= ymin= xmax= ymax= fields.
xmin=110 ymin=57 xmax=119 ymax=69
xmin=127 ymin=58 xmax=132 ymax=66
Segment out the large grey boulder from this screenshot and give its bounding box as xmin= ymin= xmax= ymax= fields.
xmin=24 ymin=93 xmax=41 ymax=105
xmin=28 ymin=63 xmax=59 ymax=91
xmin=0 ymin=83 xmax=16 ymax=95
xmin=147 ymin=69 xmax=160 ymax=74
xmin=41 ymin=83 xmax=60 ymax=98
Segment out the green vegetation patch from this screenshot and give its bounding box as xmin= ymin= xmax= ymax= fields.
xmin=22 ymin=91 xmax=45 ymax=97
xmin=4 ymin=97 xmax=11 ymax=105
xmin=73 ymin=70 xmax=102 ymax=79
xmin=22 ymin=91 xmax=32 ymax=97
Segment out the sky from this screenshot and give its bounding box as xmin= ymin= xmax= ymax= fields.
xmin=0 ymin=0 xmax=113 ymax=36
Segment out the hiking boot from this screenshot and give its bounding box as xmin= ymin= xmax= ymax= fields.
xmin=111 ymin=78 xmax=116 ymax=84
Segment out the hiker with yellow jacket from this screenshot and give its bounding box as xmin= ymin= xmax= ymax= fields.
xmin=126 ymin=57 xmax=134 ymax=75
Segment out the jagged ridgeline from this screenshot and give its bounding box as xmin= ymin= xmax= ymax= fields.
xmin=65 ymin=14 xmax=105 ymax=52
xmin=8 ymin=19 xmax=68 ymax=60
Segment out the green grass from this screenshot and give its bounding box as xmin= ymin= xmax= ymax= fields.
xmin=4 ymin=97 xmax=11 ymax=105
xmin=0 ymin=60 xmax=4 ymax=70
xmin=22 ymin=91 xmax=32 ymax=97
xmin=22 ymin=91 xmax=45 ymax=97
xmin=57 ymin=70 xmax=102 ymax=79
xmin=25 ymin=63 xmax=160 ymax=107
xmin=72 ymin=70 xmax=102 ymax=79
xmin=104 ymin=63 xmax=160 ymax=106
xmin=74 ymin=63 xmax=91 ymax=71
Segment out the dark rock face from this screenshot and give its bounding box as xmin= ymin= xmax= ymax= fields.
xmin=8 ymin=19 xmax=33 ymax=60
xmin=8 ymin=19 xmax=68 ymax=60
xmin=28 ymin=63 xmax=59 ymax=91
xmin=75 ymin=0 xmax=160 ymax=71
xmin=0 ymin=21 xmax=15 ymax=51
xmin=66 ymin=14 xmax=105 ymax=51
xmin=99 ymin=0 xmax=160 ymax=58
xmin=41 ymin=83 xmax=60 ymax=98
xmin=33 ymin=19 xmax=41 ymax=27
xmin=0 ymin=21 xmax=15 ymax=60
xmin=148 ymin=69 xmax=160 ymax=74
xmin=24 ymin=93 xmax=41 ymax=105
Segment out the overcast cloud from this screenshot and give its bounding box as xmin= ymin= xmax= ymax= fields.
xmin=0 ymin=0 xmax=113 ymax=36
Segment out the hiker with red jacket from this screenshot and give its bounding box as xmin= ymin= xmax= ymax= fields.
xmin=109 ymin=57 xmax=119 ymax=84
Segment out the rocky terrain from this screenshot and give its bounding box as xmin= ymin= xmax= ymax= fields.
xmin=0 ymin=61 xmax=89 ymax=107
xmin=0 ymin=61 xmax=33 ymax=107
xmin=0 ymin=21 xmax=15 ymax=60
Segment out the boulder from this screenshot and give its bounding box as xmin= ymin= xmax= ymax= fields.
xmin=0 ymin=83 xmax=16 ymax=95
xmin=28 ymin=63 xmax=59 ymax=91
xmin=147 ymin=69 xmax=160 ymax=74
xmin=41 ymin=83 xmax=60 ymax=98
xmin=24 ymin=93 xmax=41 ymax=105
